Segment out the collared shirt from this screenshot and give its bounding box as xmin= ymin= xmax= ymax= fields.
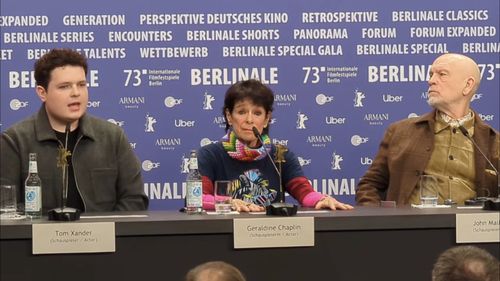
xmin=409 ymin=111 xmax=476 ymax=205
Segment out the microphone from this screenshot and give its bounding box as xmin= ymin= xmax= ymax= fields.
xmin=252 ymin=127 xmax=297 ymax=216
xmin=252 ymin=127 xmax=282 ymax=197
xmin=458 ymin=125 xmax=499 ymax=210
xmin=458 ymin=126 xmax=498 ymax=175
xmin=48 ymin=123 xmax=81 ymax=221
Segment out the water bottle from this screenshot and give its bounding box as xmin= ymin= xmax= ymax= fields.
xmin=185 ymin=150 xmax=203 ymax=214
xmin=25 ymin=153 xmax=42 ymax=219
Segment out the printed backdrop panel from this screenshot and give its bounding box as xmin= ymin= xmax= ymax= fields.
xmin=1 ymin=0 xmax=499 ymax=210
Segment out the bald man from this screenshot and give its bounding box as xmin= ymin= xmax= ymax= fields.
xmin=356 ymin=53 xmax=499 ymax=206
xmin=185 ymin=261 xmax=246 ymax=281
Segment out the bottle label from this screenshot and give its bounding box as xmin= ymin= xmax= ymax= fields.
xmin=186 ymin=181 xmax=202 ymax=208
xmin=189 ymin=158 xmax=198 ymax=170
xmin=25 ymin=185 xmax=42 ymax=212
xmin=28 ymin=161 xmax=38 ymax=173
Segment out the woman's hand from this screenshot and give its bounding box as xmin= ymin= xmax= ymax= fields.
xmin=315 ymin=196 xmax=354 ymax=210
xmin=232 ymin=199 xmax=265 ymax=212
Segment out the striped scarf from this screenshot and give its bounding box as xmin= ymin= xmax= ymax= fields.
xmin=221 ymin=129 xmax=271 ymax=162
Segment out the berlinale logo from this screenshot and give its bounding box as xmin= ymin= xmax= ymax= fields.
xmin=203 ymin=91 xmax=215 ymax=110
xmin=331 ymin=152 xmax=343 ymax=170
xmin=353 ymin=90 xmax=365 ymax=107
xmin=296 ymin=111 xmax=309 ymax=129
xmin=145 ymin=113 xmax=157 ymax=132
xmin=180 ymin=154 xmax=190 ymax=173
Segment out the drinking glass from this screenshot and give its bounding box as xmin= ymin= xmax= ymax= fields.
xmin=419 ymin=175 xmax=438 ymax=207
xmin=214 ymin=181 xmax=232 ymax=214
xmin=0 ymin=185 xmax=17 ymax=219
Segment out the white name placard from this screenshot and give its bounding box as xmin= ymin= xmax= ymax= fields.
xmin=233 ymin=217 xmax=314 ymax=249
xmin=456 ymin=213 xmax=500 ymax=243
xmin=32 ymin=222 xmax=116 ymax=254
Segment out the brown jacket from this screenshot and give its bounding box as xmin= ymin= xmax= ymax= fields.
xmin=356 ymin=110 xmax=499 ymax=206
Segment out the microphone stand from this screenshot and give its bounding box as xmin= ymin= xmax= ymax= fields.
xmin=48 ymin=124 xmax=81 ymax=221
xmin=458 ymin=125 xmax=500 ymax=211
xmin=252 ymin=127 xmax=297 ymax=216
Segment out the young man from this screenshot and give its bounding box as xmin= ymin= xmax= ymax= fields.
xmin=1 ymin=48 xmax=148 ymax=212
xmin=356 ymin=53 xmax=499 ymax=206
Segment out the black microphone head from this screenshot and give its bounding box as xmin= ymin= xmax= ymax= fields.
xmin=252 ymin=126 xmax=260 ymax=138
xmin=458 ymin=125 xmax=469 ymax=137
xmin=65 ymin=123 xmax=71 ymax=133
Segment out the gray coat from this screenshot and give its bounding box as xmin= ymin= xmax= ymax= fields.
xmin=1 ymin=105 xmax=149 ymax=212
xmin=356 ymin=110 xmax=499 ymax=206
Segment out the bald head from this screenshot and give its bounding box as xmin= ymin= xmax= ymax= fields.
xmin=427 ymin=53 xmax=482 ymax=117
xmin=432 ymin=53 xmax=481 ymax=96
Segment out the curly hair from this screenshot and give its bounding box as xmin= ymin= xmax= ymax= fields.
xmin=34 ymin=48 xmax=87 ymax=89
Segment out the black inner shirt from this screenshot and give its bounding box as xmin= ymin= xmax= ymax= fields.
xmin=54 ymin=128 xmax=85 ymax=212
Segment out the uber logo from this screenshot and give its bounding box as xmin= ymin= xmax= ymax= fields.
xmin=325 ymin=117 xmax=346 ymax=125
xmin=272 ymin=138 xmax=289 ymax=146
xmin=87 ymin=101 xmax=101 ymax=108
xmin=383 ymin=94 xmax=403 ymax=102
xmin=10 ymin=99 xmax=28 ymax=110
xmin=479 ymin=114 xmax=494 ymax=121
xmin=174 ymin=119 xmax=195 ymax=127
xmin=360 ymin=157 xmax=373 ymax=165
